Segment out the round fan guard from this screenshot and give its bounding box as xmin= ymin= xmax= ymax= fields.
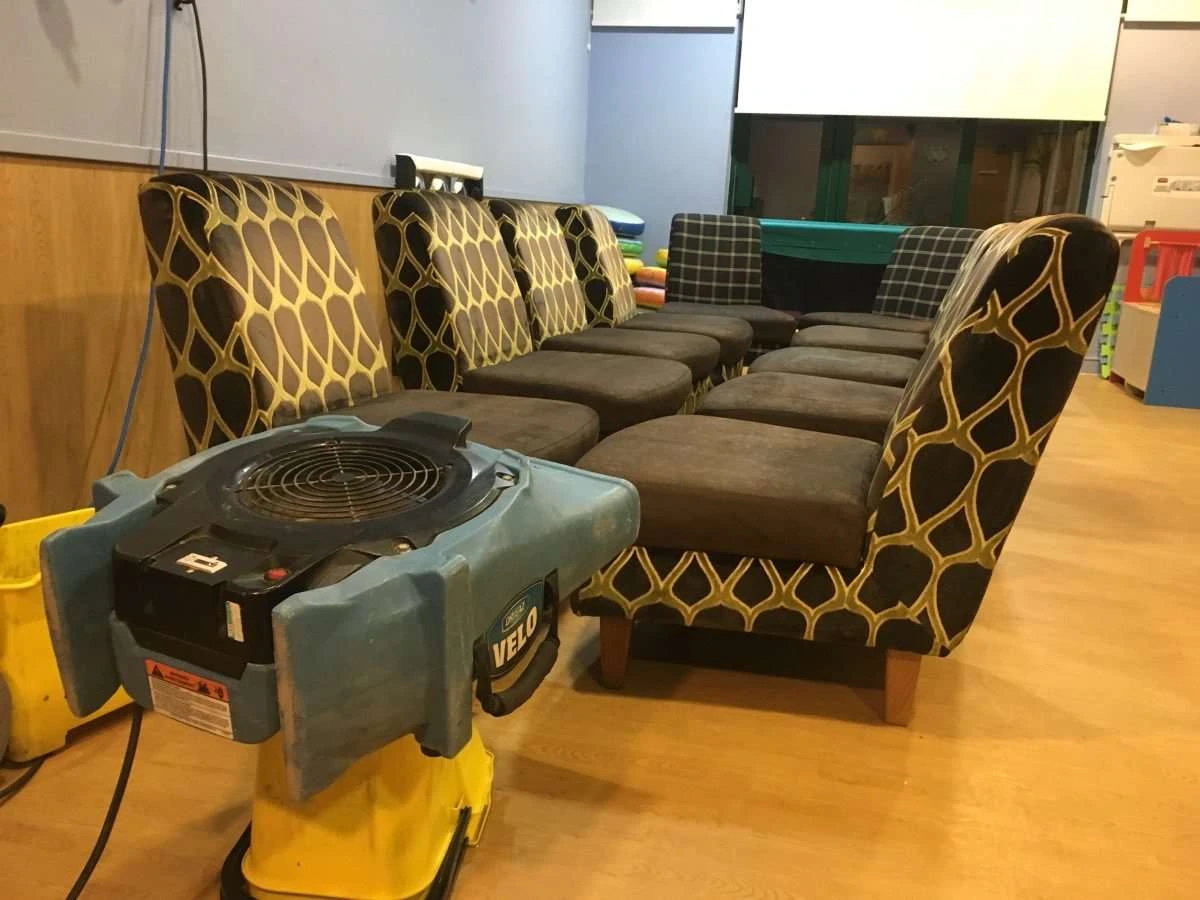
xmin=233 ymin=438 xmax=452 ymax=523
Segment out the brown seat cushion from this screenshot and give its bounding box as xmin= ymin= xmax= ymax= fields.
xmin=790 ymin=325 xmax=926 ymax=358
xmin=461 ymin=350 xmax=692 ymax=434
xmin=697 ymin=373 xmax=902 ymax=442
xmin=540 ymin=328 xmax=720 ymax=381
xmin=618 ymin=312 xmax=754 ymax=367
xmin=578 ymin=416 xmax=880 ymax=568
xmin=660 ymin=301 xmax=797 ymax=347
xmin=347 ymin=390 xmax=599 ymax=464
xmin=794 ymin=311 xmax=933 ymax=334
xmin=750 ymin=347 xmax=918 ymax=388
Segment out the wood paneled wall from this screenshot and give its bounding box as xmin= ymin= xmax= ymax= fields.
xmin=0 ymin=154 xmax=386 ymax=522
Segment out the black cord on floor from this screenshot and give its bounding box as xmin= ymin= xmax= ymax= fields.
xmin=0 ymin=756 xmax=47 ymax=804
xmin=64 ymin=707 xmax=144 ymax=900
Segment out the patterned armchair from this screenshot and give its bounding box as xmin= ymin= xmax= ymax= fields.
xmin=554 ymin=206 xmax=753 ymax=385
xmin=661 ymin=213 xmax=798 ymax=356
xmin=138 ymin=173 xmax=392 ymax=451
xmin=486 ymin=198 xmax=722 ymax=410
xmin=572 ymin=215 xmax=1118 ymax=721
xmin=137 ymin=173 xmax=600 ymax=463
xmin=372 ymin=190 xmax=694 ymax=434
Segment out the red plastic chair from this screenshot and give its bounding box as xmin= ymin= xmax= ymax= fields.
xmin=1125 ymin=230 xmax=1200 ymax=303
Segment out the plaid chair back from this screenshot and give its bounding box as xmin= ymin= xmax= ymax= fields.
xmin=666 ymin=214 xmax=763 ymax=306
xmin=873 ymin=225 xmax=982 ymax=320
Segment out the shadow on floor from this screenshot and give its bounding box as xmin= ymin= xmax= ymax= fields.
xmin=570 ymin=622 xmax=890 ymax=725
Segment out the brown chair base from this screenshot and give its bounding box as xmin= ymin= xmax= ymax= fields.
xmin=598 ymin=617 xmax=633 ymax=689
xmin=883 ymin=649 xmax=921 ymax=726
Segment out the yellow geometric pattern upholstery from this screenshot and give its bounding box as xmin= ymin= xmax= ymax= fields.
xmin=681 ymin=376 xmax=714 ymax=415
xmin=373 ymin=190 xmax=535 ymax=390
xmin=486 ymin=199 xmax=589 ymax=344
xmin=554 ymin=205 xmax=639 ymax=327
xmin=137 ymin=173 xmax=391 ymax=451
xmin=577 ymin=216 xmax=1120 ymax=657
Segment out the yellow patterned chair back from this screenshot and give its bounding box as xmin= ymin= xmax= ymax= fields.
xmin=372 ymin=191 xmax=535 ymax=390
xmin=486 ymin=199 xmax=590 ymax=344
xmin=554 ymin=205 xmax=639 ymax=327
xmin=137 ymin=173 xmax=391 ymax=451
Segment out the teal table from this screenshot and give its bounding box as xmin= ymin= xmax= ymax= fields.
xmin=761 ymin=219 xmax=907 ymax=265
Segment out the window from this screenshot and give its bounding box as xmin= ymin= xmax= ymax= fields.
xmin=730 ymin=116 xmax=824 ymax=219
xmin=966 ymin=121 xmax=1094 ymax=228
xmin=847 ymin=119 xmax=963 ymax=225
xmin=731 ymin=115 xmax=1098 ymax=228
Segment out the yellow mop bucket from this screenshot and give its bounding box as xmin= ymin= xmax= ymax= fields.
xmin=0 ymin=508 xmax=131 ymax=762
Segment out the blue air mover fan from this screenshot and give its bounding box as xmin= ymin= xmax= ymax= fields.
xmin=40 ymin=413 xmax=638 ymax=899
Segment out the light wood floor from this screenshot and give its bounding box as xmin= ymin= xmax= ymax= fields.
xmin=2 ymin=377 xmax=1198 ymax=899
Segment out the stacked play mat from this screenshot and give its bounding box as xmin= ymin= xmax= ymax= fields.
xmin=593 ymin=205 xmax=669 ymax=309
xmin=595 ymin=205 xmax=648 ymax=276
xmin=633 ymin=263 xmax=668 ymax=309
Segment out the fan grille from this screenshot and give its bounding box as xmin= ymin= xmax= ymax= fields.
xmin=234 ymin=439 xmax=452 ymax=522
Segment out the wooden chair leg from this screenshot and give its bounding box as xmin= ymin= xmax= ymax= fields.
xmin=598 ymin=617 xmax=632 ymax=689
xmin=883 ymin=649 xmax=922 ymax=725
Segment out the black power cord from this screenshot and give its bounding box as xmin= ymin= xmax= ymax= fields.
xmin=175 ymin=0 xmax=209 ymax=172
xmin=19 ymin=3 xmax=204 ymax=892
xmin=66 ymin=5 xmax=203 ymax=892
xmin=64 ymin=706 xmax=144 ymax=900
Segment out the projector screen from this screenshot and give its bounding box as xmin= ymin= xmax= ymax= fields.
xmin=737 ymin=0 xmax=1124 ymax=121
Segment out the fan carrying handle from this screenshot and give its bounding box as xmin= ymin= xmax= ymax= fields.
xmin=473 ymin=584 xmax=559 ymax=717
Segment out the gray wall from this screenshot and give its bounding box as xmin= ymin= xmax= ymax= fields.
xmin=584 ymin=27 xmax=739 ymax=257
xmin=0 ymin=0 xmax=592 ymax=199
xmin=1087 ymin=23 xmax=1200 ymax=216
xmin=1083 ymin=22 xmax=1200 ymax=370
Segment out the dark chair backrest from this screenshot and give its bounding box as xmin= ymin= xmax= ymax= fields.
xmin=372 ymin=190 xmax=535 ymax=390
xmin=487 ymin=199 xmax=590 ymax=344
xmin=666 ymin=213 xmax=764 ymax=306
xmin=138 ymin=173 xmax=391 ymax=451
xmin=856 ymin=215 xmax=1118 ymax=651
xmin=872 ymin=225 xmax=983 ymax=320
xmin=554 ymin=205 xmax=640 ymax=327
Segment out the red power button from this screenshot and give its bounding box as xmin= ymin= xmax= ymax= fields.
xmin=264 ymin=567 xmax=289 ymax=582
